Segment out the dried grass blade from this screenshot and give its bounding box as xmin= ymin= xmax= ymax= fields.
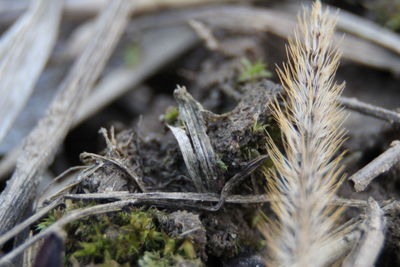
xmin=174 ymin=86 xmax=220 ymax=192
xmin=0 ymin=0 xmax=131 ymax=234
xmin=0 ymin=0 xmax=61 ymax=145
xmin=168 ymin=125 xmax=205 ymax=192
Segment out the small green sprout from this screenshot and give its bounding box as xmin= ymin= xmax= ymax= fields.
xmin=251 ymin=119 xmax=268 ymax=134
xmin=164 ymin=106 xmax=179 ymax=124
xmin=178 ymin=239 xmax=196 ymax=259
xmin=217 ymin=159 xmax=228 ymax=171
xmin=238 ymin=58 xmax=272 ymax=82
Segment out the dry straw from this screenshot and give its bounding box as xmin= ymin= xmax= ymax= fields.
xmin=263 ymin=1 xmax=346 ymax=266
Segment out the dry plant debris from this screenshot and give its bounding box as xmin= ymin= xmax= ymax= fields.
xmin=1 ymin=0 xmax=400 ymax=266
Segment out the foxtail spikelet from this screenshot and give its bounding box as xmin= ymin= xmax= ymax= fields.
xmin=265 ymin=1 xmax=345 ymax=266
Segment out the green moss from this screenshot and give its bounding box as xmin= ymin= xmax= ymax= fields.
xmin=238 ymin=58 xmax=272 ymax=82
xmin=61 ymin=207 xmax=201 ymax=266
xmin=36 ymin=208 xmax=65 ymax=231
xmin=37 ymin=204 xmax=201 ymax=266
xmin=36 ymin=201 xmax=95 ymax=231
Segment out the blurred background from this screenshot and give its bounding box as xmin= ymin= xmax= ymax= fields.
xmin=0 ymin=0 xmax=399 ymax=174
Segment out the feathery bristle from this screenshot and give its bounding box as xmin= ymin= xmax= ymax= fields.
xmin=265 ymin=1 xmax=345 ymax=266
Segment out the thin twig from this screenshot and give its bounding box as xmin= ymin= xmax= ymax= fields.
xmin=64 ymin=192 xmax=270 ymax=205
xmin=349 ymin=140 xmax=400 ymax=192
xmin=39 ymin=166 xmax=87 ymax=198
xmin=340 ymin=97 xmax=400 ymax=125
xmin=0 ymin=200 xmax=136 ymax=266
xmin=65 ymin=192 xmax=374 ymax=210
xmin=0 ymin=0 xmax=131 ymax=234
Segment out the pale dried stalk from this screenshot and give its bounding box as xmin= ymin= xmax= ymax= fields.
xmin=0 ymin=0 xmax=61 ymax=145
xmin=342 ymin=198 xmax=386 ymax=267
xmin=0 ymin=0 xmax=131 ymax=234
xmin=339 ymin=97 xmax=400 ymax=125
xmin=265 ymin=1 xmax=346 ymax=266
xmin=350 ymin=140 xmax=400 ymax=192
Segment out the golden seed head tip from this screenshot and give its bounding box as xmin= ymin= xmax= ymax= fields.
xmin=263 ymin=1 xmax=346 ymax=266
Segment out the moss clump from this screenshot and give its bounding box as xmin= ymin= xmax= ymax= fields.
xmin=238 ymin=58 xmax=272 ymax=82
xmin=68 ymin=208 xmax=202 ymax=266
xmin=39 ymin=206 xmax=202 ymax=266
